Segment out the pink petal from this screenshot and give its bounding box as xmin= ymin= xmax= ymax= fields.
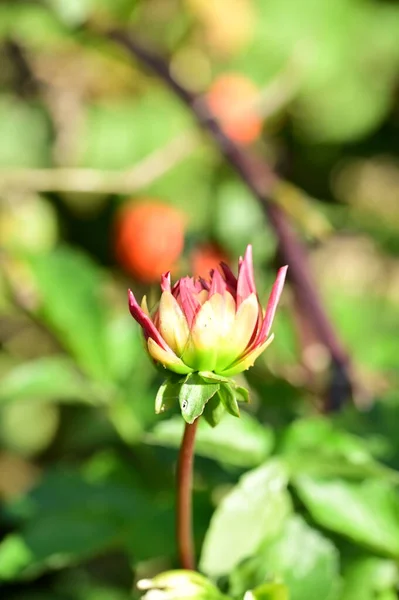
xmin=220 ymin=262 xmax=237 ymax=297
xmin=194 ymin=279 xmax=203 ymax=292
xmin=209 ymin=268 xmax=227 ymax=297
xmin=236 ymin=245 xmax=256 ymax=307
xmin=178 ymin=277 xmax=201 ymax=327
xmin=249 ymin=265 xmax=287 ymax=351
xmin=161 ymin=272 xmax=171 ymax=292
xmin=198 ymin=277 xmax=210 ymax=291
xmin=262 ymin=265 xmax=288 ymax=338
xmin=128 ymin=289 xmax=169 ymax=351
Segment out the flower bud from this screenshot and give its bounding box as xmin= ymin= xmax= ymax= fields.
xmin=128 ymin=245 xmax=287 ymax=378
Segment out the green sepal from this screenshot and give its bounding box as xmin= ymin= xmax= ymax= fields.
xmin=234 ymin=385 xmax=250 ymax=403
xmin=155 ymin=375 xmax=184 ymax=414
xmin=179 ymin=373 xmax=220 ymax=424
xmin=199 ymin=371 xmax=231 ymax=384
xmin=218 ymin=383 xmax=240 ymax=418
xmin=203 ymin=392 xmax=226 ymax=427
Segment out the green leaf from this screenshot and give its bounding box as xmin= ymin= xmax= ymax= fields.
xmin=147 ymin=412 xmax=274 ymax=468
xmin=0 ymin=96 xmax=51 ymax=167
xmin=218 ymin=383 xmax=240 ymax=418
xmin=203 ymin=392 xmax=225 ymax=428
xmin=179 ymin=374 xmax=220 ymax=424
xmin=230 ymin=517 xmax=340 ymax=600
xmin=28 ymin=247 xmax=110 ymax=381
xmin=281 ymin=417 xmax=398 ymax=482
xmin=199 ymin=371 xmax=231 ymax=384
xmin=340 ymin=556 xmax=399 ymax=600
xmin=200 ymin=460 xmax=291 ymax=576
xmin=155 ymin=377 xmax=183 ymax=414
xmin=294 ymin=476 xmax=399 ymax=556
xmin=0 ymin=401 xmax=59 ymax=456
xmin=104 ymin=313 xmax=142 ymax=383
xmin=0 ymin=357 xmax=99 ymax=406
xmin=0 ymin=468 xmax=174 ymax=580
xmin=235 ymin=385 xmax=250 ymax=403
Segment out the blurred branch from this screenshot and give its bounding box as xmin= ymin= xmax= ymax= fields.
xmin=0 ymin=131 xmax=198 ymax=195
xmin=110 ymin=31 xmax=353 ymax=411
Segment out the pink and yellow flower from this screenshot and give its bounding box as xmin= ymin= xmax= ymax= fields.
xmin=128 ymin=245 xmax=287 ymax=377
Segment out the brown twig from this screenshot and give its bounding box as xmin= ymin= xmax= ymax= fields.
xmin=109 ymin=32 xmax=353 ymax=410
xmin=176 ymin=419 xmax=198 ymax=570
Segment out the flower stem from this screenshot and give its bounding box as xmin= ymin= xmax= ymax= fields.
xmin=176 ymin=419 xmax=199 ymax=570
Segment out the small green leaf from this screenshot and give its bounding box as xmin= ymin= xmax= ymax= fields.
xmin=199 ymin=371 xmax=231 ymax=384
xmin=203 ymin=393 xmax=225 ymax=428
xmin=218 ymin=383 xmax=240 ymax=418
xmin=155 ymin=377 xmax=182 ymax=414
xmin=234 ymin=385 xmax=250 ymax=403
xmin=179 ymin=374 xmax=220 ymax=424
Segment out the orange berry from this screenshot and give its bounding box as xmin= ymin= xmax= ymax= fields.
xmin=191 ymin=243 xmax=230 ymax=280
xmin=114 ymin=200 xmax=185 ymax=283
xmin=207 ymin=73 xmax=262 ymax=144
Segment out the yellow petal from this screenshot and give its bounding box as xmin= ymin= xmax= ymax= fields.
xmin=147 ymin=338 xmax=193 ymax=375
xmin=218 ymin=334 xmax=275 ymax=377
xmin=158 ymin=291 xmax=190 ymax=355
xmin=216 ymin=293 xmax=259 ymax=370
xmin=181 ymin=300 xmax=218 ymax=371
xmin=141 ymin=295 xmax=150 ymax=316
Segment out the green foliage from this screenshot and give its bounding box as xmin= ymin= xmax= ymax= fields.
xmin=148 ymin=411 xmax=274 ymax=468
xmin=200 ymin=460 xmax=292 ymax=576
xmin=230 ymin=516 xmax=340 ymax=600
xmin=0 ymin=0 xmax=398 ymax=598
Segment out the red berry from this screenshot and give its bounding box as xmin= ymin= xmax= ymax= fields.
xmin=114 ymin=200 xmax=185 ymax=283
xmin=191 ymin=243 xmax=230 ymax=280
xmin=207 ymin=73 xmax=262 ymax=144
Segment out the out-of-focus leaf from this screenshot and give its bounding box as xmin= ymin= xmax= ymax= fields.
xmin=105 ymin=313 xmax=142 ymax=383
xmin=0 ymin=468 xmax=174 ymax=581
xmin=241 ymin=0 xmax=399 ymax=141
xmin=78 ymin=93 xmax=192 ymax=170
xmin=326 ymin=293 xmax=399 ymax=372
xmin=46 ymin=0 xmax=91 ymax=27
xmin=0 ymin=195 xmax=58 ymax=254
xmin=147 ymin=412 xmax=274 ymax=468
xmin=295 ymin=476 xmax=399 ymax=556
xmin=0 ymin=357 xmax=100 ymax=405
xmin=230 ymin=517 xmax=340 ymax=600
xmin=7 ymin=2 xmax=71 ymax=47
xmin=340 ymin=556 xmax=398 ymax=600
xmin=27 ymin=247 xmax=110 ymax=382
xmin=215 ymin=180 xmax=276 ymax=260
xmin=0 ymin=97 xmax=51 ymax=168
xmin=200 ymin=460 xmax=291 ymax=576
xmin=0 ymin=401 xmax=59 ymax=456
xmin=281 ymin=417 xmax=399 ymax=482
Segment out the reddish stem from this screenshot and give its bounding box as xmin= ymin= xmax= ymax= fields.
xmin=176 ymin=419 xmax=199 ymax=570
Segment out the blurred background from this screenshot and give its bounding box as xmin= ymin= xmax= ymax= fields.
xmin=0 ymin=0 xmax=399 ymax=598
